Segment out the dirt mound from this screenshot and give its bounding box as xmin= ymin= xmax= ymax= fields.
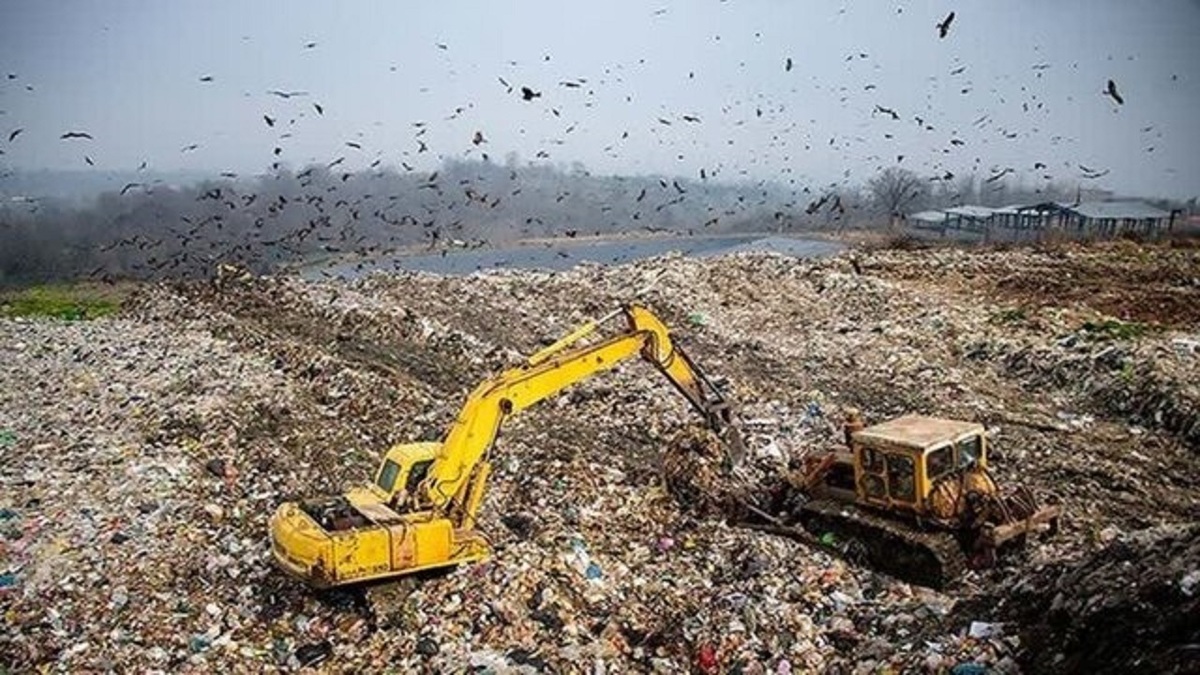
xmin=989 ymin=524 xmax=1200 ymax=674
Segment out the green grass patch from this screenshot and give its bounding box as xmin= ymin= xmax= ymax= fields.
xmin=1080 ymin=318 xmax=1149 ymax=341
xmin=0 ymin=283 xmax=131 ymax=320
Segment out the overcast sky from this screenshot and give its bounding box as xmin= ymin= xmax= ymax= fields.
xmin=1 ymin=0 xmax=1197 ymax=198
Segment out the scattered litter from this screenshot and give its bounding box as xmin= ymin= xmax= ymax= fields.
xmin=294 ymin=640 xmax=333 ymax=667
xmin=1181 ymin=570 xmax=1200 ymax=597
xmin=968 ymin=621 xmax=1001 ymax=639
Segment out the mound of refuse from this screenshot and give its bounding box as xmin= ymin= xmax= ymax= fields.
xmin=991 ymin=523 xmax=1200 ymax=674
xmin=4 ymin=241 xmax=1199 ymax=672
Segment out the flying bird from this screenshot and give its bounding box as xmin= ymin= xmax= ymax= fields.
xmin=937 ymin=11 xmax=955 ymax=38
xmin=120 ymin=182 xmax=141 ymax=195
xmin=1104 ymin=79 xmax=1124 ymax=105
xmin=984 ymin=168 xmax=1013 ymax=183
xmin=521 ymin=86 xmax=541 ymax=101
xmin=313 ymin=103 xmax=324 ymax=115
xmin=346 ymin=141 xmax=362 ymax=149
xmin=7 ymin=128 xmax=21 ymax=142
xmin=472 ymin=130 xmax=485 ymax=145
xmin=60 ymin=131 xmax=94 ymax=140
xmin=873 ymin=105 xmax=900 ymax=120
xmin=263 ymin=115 xmax=276 ymax=127
xmin=181 ymin=143 xmax=200 ymax=152
xmin=84 ymin=156 xmax=94 ymax=166
xmin=267 ymin=90 xmax=307 ymax=99
xmin=785 ymin=57 xmax=793 ymax=72
xmin=303 ymin=42 xmax=318 ymax=49
xmin=682 ymin=114 xmax=701 ymax=123
xmin=199 ymin=75 xmax=214 ymax=82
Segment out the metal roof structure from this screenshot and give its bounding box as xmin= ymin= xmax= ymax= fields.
xmin=943 ymin=205 xmax=996 ymax=219
xmin=1067 ymin=201 xmax=1171 ymax=220
xmin=853 ymin=415 xmax=984 ymax=450
xmin=908 ymin=210 xmax=948 ymax=223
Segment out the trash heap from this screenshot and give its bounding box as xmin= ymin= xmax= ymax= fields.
xmin=976 ymin=523 xmax=1200 ymax=674
xmin=2 ymin=240 xmax=1197 ymax=672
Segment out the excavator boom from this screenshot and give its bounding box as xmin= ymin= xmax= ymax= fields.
xmin=424 ymin=303 xmax=741 ymax=509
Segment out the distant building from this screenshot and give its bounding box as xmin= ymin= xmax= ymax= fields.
xmin=905 ymin=199 xmax=1178 ymax=242
xmin=1060 ymin=200 xmax=1173 ymax=235
xmin=907 ymin=210 xmax=948 ymax=226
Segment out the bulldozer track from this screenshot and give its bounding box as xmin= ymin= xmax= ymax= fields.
xmin=800 ymin=499 xmax=967 ymax=589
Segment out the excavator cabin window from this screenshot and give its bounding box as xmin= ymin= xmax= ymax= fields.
xmin=405 ymin=459 xmax=434 ymax=494
xmin=377 ymin=459 xmax=402 ymax=493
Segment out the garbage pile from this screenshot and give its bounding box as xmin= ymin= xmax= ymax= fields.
xmin=975 ymin=523 xmax=1200 ymax=674
xmin=2 ymin=239 xmax=1197 ymax=672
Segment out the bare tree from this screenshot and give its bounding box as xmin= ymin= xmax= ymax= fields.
xmin=867 ymin=166 xmax=928 ymax=225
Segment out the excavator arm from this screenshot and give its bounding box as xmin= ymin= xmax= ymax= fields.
xmin=421 ymin=303 xmax=743 ymax=511
xmin=267 ymin=301 xmax=744 ymax=587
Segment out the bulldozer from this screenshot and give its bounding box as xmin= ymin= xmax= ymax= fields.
xmin=269 ymin=303 xmax=743 ymax=587
xmin=776 ymin=410 xmax=1061 ymax=588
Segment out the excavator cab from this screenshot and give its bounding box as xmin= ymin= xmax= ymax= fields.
xmin=372 ymin=443 xmax=439 ymax=508
xmin=270 ymin=439 xmax=493 ymax=587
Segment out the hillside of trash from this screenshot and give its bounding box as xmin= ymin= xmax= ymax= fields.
xmin=2 ymin=239 xmax=1198 ymax=673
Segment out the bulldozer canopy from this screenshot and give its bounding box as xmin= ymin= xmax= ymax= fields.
xmin=852 ymin=415 xmax=983 ymax=451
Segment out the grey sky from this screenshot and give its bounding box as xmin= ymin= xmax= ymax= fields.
xmin=1 ymin=0 xmax=1197 ymax=198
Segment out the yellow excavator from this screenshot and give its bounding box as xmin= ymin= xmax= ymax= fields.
xmin=269 ymin=303 xmax=743 ymax=587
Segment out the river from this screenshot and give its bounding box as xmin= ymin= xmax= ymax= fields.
xmin=302 ymin=234 xmax=844 ymax=280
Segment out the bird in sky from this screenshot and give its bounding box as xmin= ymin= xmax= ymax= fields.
xmin=1104 ymin=79 xmax=1124 ymax=105
xmin=937 ymin=12 xmax=955 ymax=38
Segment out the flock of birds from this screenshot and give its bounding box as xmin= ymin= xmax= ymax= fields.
xmin=0 ymin=7 xmax=1165 ymax=282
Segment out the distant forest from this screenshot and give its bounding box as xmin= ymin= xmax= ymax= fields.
xmin=0 ymin=159 xmax=818 ymax=285
xmin=1 ymin=158 xmax=1191 ymax=286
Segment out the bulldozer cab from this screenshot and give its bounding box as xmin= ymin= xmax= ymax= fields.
xmin=850 ymin=416 xmax=988 ymax=515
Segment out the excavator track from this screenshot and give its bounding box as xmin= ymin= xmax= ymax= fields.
xmin=799 ymin=499 xmax=967 ymax=590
